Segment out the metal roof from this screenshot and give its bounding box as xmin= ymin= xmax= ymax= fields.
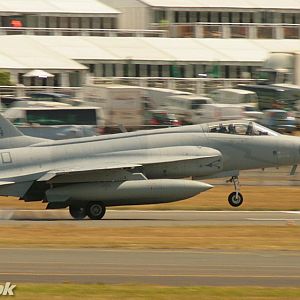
xmin=140 ymin=0 xmax=300 ymax=10
xmin=32 ymin=36 xmax=300 ymax=64
xmin=0 ymin=0 xmax=120 ymax=15
xmin=1 ymin=36 xmax=300 ymax=70
xmin=0 ymin=35 xmax=86 ymax=71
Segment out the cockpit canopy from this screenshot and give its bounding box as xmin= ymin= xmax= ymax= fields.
xmin=204 ymin=120 xmax=279 ymax=136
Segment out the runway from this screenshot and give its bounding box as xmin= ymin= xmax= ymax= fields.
xmin=0 ymin=209 xmax=299 ymax=226
xmin=0 ymin=248 xmax=299 ymax=286
xmin=0 ymin=210 xmax=299 ymax=286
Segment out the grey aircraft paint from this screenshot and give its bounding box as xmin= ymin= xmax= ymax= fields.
xmin=0 ymin=114 xmax=299 ymax=219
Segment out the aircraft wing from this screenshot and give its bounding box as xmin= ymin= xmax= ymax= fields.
xmin=38 ymin=162 xmax=143 ymax=182
xmin=37 ymin=146 xmax=222 ymax=184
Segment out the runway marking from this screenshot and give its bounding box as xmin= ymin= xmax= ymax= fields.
xmin=1 ymin=272 xmax=300 ymax=279
xmin=247 ymin=218 xmax=300 ymax=221
xmin=1 ymin=248 xmax=300 ymax=257
xmin=1 ymin=209 xmax=300 ymax=213
xmin=3 ymin=264 xmax=300 ymax=272
xmin=283 ymin=211 xmax=300 ymax=214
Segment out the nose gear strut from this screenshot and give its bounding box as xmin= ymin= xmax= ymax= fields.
xmin=226 ymin=176 xmax=243 ymax=207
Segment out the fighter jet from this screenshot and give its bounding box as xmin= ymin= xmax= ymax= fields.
xmin=0 ymin=115 xmax=299 ymax=220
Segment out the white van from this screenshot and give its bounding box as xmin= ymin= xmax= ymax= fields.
xmin=142 ymin=87 xmax=192 ymax=109
xmin=165 ymin=94 xmax=214 ymax=124
xmin=210 ymin=88 xmax=262 ymax=121
xmin=165 ymin=94 xmax=243 ymax=124
xmin=210 ymin=88 xmax=258 ymax=104
xmin=3 ymin=106 xmax=105 ymax=139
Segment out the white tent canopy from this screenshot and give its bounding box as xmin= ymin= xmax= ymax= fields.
xmin=23 ymin=69 xmax=54 ymax=78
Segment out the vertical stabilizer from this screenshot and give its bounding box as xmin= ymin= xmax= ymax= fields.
xmin=0 ymin=114 xmax=47 ymax=149
xmin=0 ymin=113 xmax=23 ymax=138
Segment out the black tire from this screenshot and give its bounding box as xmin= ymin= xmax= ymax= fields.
xmin=87 ymin=202 xmax=106 ymax=220
xmin=69 ymin=205 xmax=87 ymax=220
xmin=228 ymin=192 xmax=243 ymax=207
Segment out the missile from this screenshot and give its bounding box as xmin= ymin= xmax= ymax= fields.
xmin=46 ymin=179 xmax=213 ymax=206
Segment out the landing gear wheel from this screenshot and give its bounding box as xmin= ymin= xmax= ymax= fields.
xmin=228 ymin=192 xmax=243 ymax=207
xmin=69 ymin=205 xmax=87 ymax=220
xmin=87 ymin=202 xmax=106 ymax=220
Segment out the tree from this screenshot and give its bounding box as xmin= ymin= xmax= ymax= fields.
xmin=0 ymin=71 xmax=11 ymax=85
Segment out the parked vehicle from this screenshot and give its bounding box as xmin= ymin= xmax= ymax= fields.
xmin=83 ymin=84 xmax=144 ymax=130
xmin=237 ymin=84 xmax=299 ymax=111
xmin=295 ymin=100 xmax=300 ymax=128
xmin=165 ymin=94 xmax=242 ymax=124
xmin=259 ymin=109 xmax=297 ymax=133
xmin=258 ymin=51 xmax=300 ymax=85
xmin=0 ymin=95 xmax=29 ymax=110
xmin=164 ymin=94 xmax=213 ymax=124
xmin=242 ymin=103 xmax=264 ymax=121
xmin=144 ymin=110 xmax=181 ymax=127
xmin=142 ymin=87 xmax=192 ymax=109
xmin=3 ymin=106 xmax=104 ymax=139
xmin=12 ymin=100 xmax=70 ymax=108
xmin=210 ymin=88 xmax=258 ymax=104
xmin=29 ymin=92 xmax=83 ymax=106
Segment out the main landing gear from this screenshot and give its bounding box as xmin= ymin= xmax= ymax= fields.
xmin=226 ymin=176 xmax=243 ymax=207
xmin=69 ymin=202 xmax=106 ymax=220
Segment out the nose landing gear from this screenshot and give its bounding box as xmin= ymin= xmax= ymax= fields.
xmin=227 ymin=176 xmax=243 ymax=207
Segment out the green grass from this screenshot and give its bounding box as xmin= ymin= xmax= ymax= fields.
xmin=13 ymin=284 xmax=300 ymax=300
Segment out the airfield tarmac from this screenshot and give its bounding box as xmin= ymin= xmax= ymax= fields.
xmin=0 ymin=167 xmax=299 ymax=289
xmin=0 ymin=209 xmax=299 ymax=226
xmin=0 ymin=247 xmax=299 ymax=287
xmin=0 ymin=210 xmax=299 ymax=287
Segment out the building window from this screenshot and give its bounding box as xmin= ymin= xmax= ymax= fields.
xmin=239 ymin=13 xmax=243 ymax=23
xmin=123 ymin=64 xmax=128 ymax=77
xmin=154 ymin=10 xmax=166 ymax=23
xmin=147 ymin=65 xmax=151 ymax=77
xmin=111 ymin=18 xmax=116 ymax=29
xmin=10 ymin=18 xmax=23 ymax=27
xmin=207 ymin=12 xmax=211 ymax=22
xmin=218 ymin=12 xmax=222 ymax=23
xmin=135 ymin=65 xmax=140 ymax=77
xmin=88 ymin=64 xmax=95 ymax=74
xmin=186 ymin=12 xmax=190 ymax=23
xmin=175 ymin=11 xmax=179 ymax=23
xmin=225 ymin=65 xmax=230 ymax=78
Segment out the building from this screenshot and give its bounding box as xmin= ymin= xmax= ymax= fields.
xmin=1 ymin=35 xmax=300 ymax=86
xmin=100 ymin=0 xmax=300 ymax=38
xmin=0 ymin=35 xmax=87 ymax=87
xmin=0 ymin=0 xmax=120 ymax=30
